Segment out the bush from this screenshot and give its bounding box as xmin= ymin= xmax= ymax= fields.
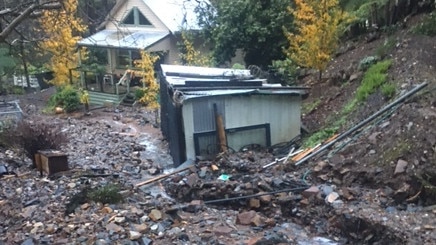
xmin=87 ymin=184 xmax=123 ymax=204
xmin=381 ymin=83 xmax=396 ymax=99
xmin=134 ymin=88 xmax=146 ymax=101
xmin=358 ymin=56 xmax=379 ymax=71
xmin=375 ymin=37 xmax=395 ymax=59
xmin=269 ymin=58 xmax=299 ymax=85
xmin=0 ymin=120 xmax=68 ymax=167
xmin=413 ymin=12 xmax=436 ymax=36
xmin=48 ymin=86 xmax=81 ymax=112
xmin=356 ymin=60 xmax=392 ymax=101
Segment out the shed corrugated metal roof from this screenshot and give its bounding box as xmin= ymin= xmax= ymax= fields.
xmin=178 ymin=89 xmax=307 ymax=102
xmin=162 ymin=64 xmax=310 ymax=103
xmin=78 ymin=30 xmax=169 ymax=49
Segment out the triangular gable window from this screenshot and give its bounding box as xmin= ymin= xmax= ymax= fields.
xmin=121 ymin=7 xmax=152 ymax=26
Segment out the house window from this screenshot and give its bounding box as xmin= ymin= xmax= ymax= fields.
xmin=116 ymin=49 xmax=141 ymax=67
xmin=121 ymin=7 xmax=152 ymax=26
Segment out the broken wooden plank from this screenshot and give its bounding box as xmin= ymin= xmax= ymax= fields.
xmin=134 ymin=165 xmax=193 ymax=188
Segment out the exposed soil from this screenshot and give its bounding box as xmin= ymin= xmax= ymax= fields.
xmin=296 ymin=13 xmax=436 ymax=244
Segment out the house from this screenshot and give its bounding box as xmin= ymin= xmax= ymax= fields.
xmin=77 ymin=0 xmax=208 ymax=105
xmin=159 ymin=64 xmax=309 ymax=166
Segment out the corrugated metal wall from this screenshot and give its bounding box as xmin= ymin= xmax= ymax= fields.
xmin=225 ymin=94 xmax=300 ymax=145
xmin=183 ymin=94 xmax=301 ymax=160
xmin=183 ymin=97 xmax=226 ymax=160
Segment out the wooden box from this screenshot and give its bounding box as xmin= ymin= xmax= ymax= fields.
xmin=35 ymin=150 xmax=69 ymax=176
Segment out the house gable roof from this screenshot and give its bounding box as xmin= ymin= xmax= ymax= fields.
xmin=99 ymin=0 xmax=205 ymax=33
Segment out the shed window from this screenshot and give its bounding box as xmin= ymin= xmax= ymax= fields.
xmin=121 ymin=7 xmax=152 ymax=26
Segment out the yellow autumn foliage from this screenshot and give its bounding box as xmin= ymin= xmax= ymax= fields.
xmin=179 ymin=32 xmax=213 ymax=67
xmin=39 ymin=0 xmax=87 ymax=87
xmin=285 ymin=0 xmax=352 ymax=79
xmin=134 ymin=50 xmax=160 ymax=109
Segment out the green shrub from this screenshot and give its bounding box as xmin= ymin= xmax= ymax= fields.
xmin=356 ymin=60 xmax=392 ymax=101
xmin=270 ymin=58 xmax=299 ymax=85
xmin=303 ymin=126 xmax=338 ymax=148
xmin=134 ymin=88 xmax=146 ymax=101
xmin=87 ymin=184 xmax=123 ymax=204
xmin=381 ymin=83 xmax=396 ymax=99
xmin=413 ymin=12 xmax=436 ymax=36
xmin=375 ymin=37 xmax=395 ymax=58
xmin=48 ymin=86 xmax=80 ymax=112
xmin=231 ymin=63 xmax=245 ymax=69
xmin=358 ymin=56 xmax=379 ymax=71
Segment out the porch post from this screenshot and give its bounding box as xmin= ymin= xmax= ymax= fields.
xmin=78 ymin=48 xmax=84 ymax=87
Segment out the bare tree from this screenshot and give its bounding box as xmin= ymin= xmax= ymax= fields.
xmin=0 ymin=0 xmax=63 ymax=43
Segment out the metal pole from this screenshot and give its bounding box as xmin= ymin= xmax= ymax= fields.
xmin=203 ymin=186 xmax=309 ymax=204
xmin=295 ymin=82 xmax=428 ymax=166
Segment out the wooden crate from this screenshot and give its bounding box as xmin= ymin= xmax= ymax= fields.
xmin=35 ymin=150 xmax=69 ymax=176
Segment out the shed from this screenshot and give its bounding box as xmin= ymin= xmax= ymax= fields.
xmin=160 ymin=64 xmax=309 ymax=166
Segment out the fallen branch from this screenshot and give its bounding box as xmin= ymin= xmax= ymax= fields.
xmin=135 ymin=165 xmax=193 ymax=188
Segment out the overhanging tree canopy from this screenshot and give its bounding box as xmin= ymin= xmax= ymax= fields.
xmin=195 ymin=0 xmax=294 ymax=69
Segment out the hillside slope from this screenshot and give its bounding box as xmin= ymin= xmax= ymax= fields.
xmin=299 ymin=13 xmax=436 ymax=243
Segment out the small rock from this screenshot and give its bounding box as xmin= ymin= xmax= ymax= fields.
xmin=45 ymin=224 xmax=56 ymax=234
xmin=95 ymin=239 xmax=109 ymax=245
xmin=250 ymin=214 xmax=263 ymax=227
xmin=320 ymin=185 xmax=334 ymax=196
xmin=129 ymin=231 xmax=142 ymax=240
xmin=302 ymin=186 xmax=320 ymax=198
xmin=140 ymin=237 xmax=153 ymax=245
xmin=211 ymin=164 xmax=219 ymax=171
xmin=101 ymin=206 xmax=113 ymax=214
xmin=67 ymin=182 xmax=76 ymax=188
xmin=95 ymin=239 xmax=108 ymax=245
xmin=394 ymin=159 xmax=408 ymax=175
xmin=183 ymin=173 xmax=199 ymax=187
xmin=369 ymin=149 xmax=376 ymax=155
xmin=213 ymin=225 xmax=233 ymax=235
xmin=150 ymin=224 xmax=159 ymax=231
xmin=114 ymin=216 xmax=126 ymax=223
xmin=313 ymin=161 xmax=328 ymax=172
xmin=368 ymin=132 xmax=381 ymax=144
xmin=132 ymin=224 xmax=148 ymax=233
xmin=81 ymin=203 xmax=90 ymax=210
xmin=259 ymin=193 xmax=272 ymax=203
xmin=249 ymin=198 xmax=260 ymax=208
xmin=148 ymin=167 xmax=160 ymax=175
xmin=167 ymin=227 xmax=182 ymax=237
xmin=21 ymin=239 xmax=34 ymax=245
xmin=184 ymin=200 xmax=203 ymax=212
xmin=349 ymin=72 xmax=361 ymax=82
xmin=326 ymin=192 xmax=340 ymax=203
xmin=106 ymin=223 xmax=124 ymax=233
xmin=236 ymin=210 xmax=262 ymax=226
xmin=331 ymin=200 xmax=344 ymax=208
xmin=149 ymin=209 xmax=162 ymax=221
